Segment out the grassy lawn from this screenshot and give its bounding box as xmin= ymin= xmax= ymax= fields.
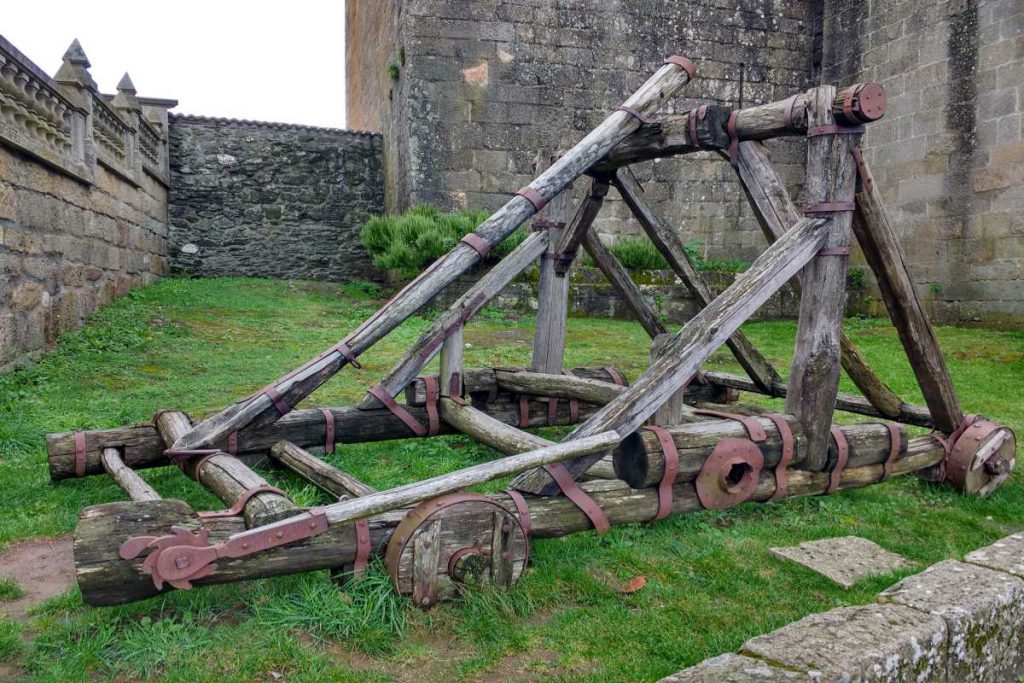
xmin=0 ymin=276 xmax=1021 ymax=682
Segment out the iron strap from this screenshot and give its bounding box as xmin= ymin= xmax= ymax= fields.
xmin=617 ymin=105 xmax=657 ymax=124
xmin=366 ymin=385 xmax=428 ymax=437
xmin=765 ymin=414 xmax=794 ymax=500
xmin=320 ymin=408 xmax=336 ymax=455
xmin=353 ymin=519 xmax=371 ymax=574
xmin=423 ymin=375 xmax=441 ymax=436
xmin=805 ymin=202 xmax=855 ymax=214
xmin=643 ymin=425 xmax=679 ymax=520
xmin=460 ymin=233 xmax=491 ymax=258
xmin=197 ymin=484 xmax=288 ymax=518
xmin=226 ymin=430 xmax=238 ymax=455
xmin=688 ymin=104 xmax=708 ymax=148
xmin=541 ymin=462 xmax=611 ymax=534
xmin=825 ymin=426 xmax=850 ymax=494
xmin=693 ymin=408 xmax=767 ymax=442
xmin=727 ymin=109 xmax=740 ymax=167
xmin=881 ymin=422 xmax=902 ymax=481
xmin=516 ymin=186 xmax=547 ymax=211
xmin=806 ymin=124 xmax=865 ymax=137
xmin=603 ymin=366 xmax=625 ymax=386
xmin=505 ymin=489 xmax=532 ymax=536
xmin=782 ymin=94 xmax=799 ymax=129
xmin=663 ymin=55 xmax=696 ymax=79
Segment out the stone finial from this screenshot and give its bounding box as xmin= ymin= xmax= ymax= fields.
xmin=54 ymin=39 xmax=97 ymax=90
xmin=112 ymin=72 xmax=139 ymax=110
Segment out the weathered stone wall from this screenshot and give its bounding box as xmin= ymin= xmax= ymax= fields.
xmin=0 ymin=37 xmax=172 ymax=370
xmin=346 ymin=0 xmax=821 ymax=264
xmin=167 ymin=116 xmax=384 ymax=282
xmin=824 ymin=0 xmax=1024 ymax=326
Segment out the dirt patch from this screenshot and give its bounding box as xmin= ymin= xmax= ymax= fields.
xmin=0 ymin=536 xmax=75 ymax=621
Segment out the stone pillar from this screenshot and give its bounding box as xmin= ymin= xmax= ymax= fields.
xmin=53 ymin=39 xmax=96 ymax=175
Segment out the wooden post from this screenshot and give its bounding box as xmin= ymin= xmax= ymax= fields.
xmin=732 ymin=139 xmax=903 ymax=419
xmin=613 ymin=168 xmax=782 ymax=393
xmin=581 ymin=229 xmax=668 ymax=339
xmin=512 ymin=215 xmax=829 ymax=495
xmin=100 ymin=448 xmax=160 ymax=502
xmin=172 ymin=58 xmax=696 ymax=453
xmin=439 ymin=327 xmax=465 ymax=398
xmin=785 ymin=86 xmax=861 ymax=470
xmin=155 ymin=411 xmax=298 ymax=528
xmin=648 ymin=334 xmax=688 ymax=425
xmin=851 ymin=161 xmax=964 ymax=433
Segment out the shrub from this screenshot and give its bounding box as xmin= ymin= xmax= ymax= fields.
xmin=608 ymin=237 xmax=670 ymax=270
xmin=360 ymin=205 xmax=527 ymax=278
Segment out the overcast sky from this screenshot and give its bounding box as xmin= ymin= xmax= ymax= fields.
xmin=3 ymin=0 xmax=347 ymax=129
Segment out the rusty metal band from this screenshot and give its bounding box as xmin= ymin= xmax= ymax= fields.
xmin=663 ymin=55 xmax=696 ymax=79
xmin=765 ymin=414 xmax=794 ymax=500
xmin=74 ymin=430 xmax=87 ymax=477
xmin=783 ymin=94 xmax=798 ymax=129
xmin=353 ymin=518 xmax=371 ymax=573
xmin=850 ymin=146 xmax=874 ymax=193
xmin=825 ymin=426 xmax=850 ymax=494
xmin=319 ymin=407 xmax=335 ymax=454
xmin=505 ymin=488 xmax=532 ymax=536
xmin=940 ymin=413 xmax=983 ymax=485
xmin=519 ymin=394 xmax=531 ymax=428
xmin=882 ymin=422 xmax=902 ymax=481
xmin=603 ymin=366 xmax=625 ymax=386
xmin=226 ymin=430 xmax=238 ymax=455
xmin=366 ymin=384 xmax=428 ymax=437
xmin=688 ymin=104 xmax=709 ymax=148
xmin=423 ymin=375 xmax=441 ymax=436
xmin=805 ymin=202 xmax=855 ymax=214
xmin=643 ymin=425 xmax=679 ymax=520
xmin=333 ymin=342 xmax=362 ymax=369
xmin=531 ymin=219 xmax=566 ymax=230
xmin=198 ymin=483 xmax=288 ymax=518
xmin=516 ymin=186 xmax=548 ymax=211
xmin=818 ymin=246 xmax=852 ymax=256
xmin=562 ymin=369 xmax=580 ymax=423
xmin=460 ymin=233 xmax=491 ymax=258
xmin=693 ymin=408 xmax=768 ymax=442
xmin=541 ymin=462 xmax=611 ymax=534
xmin=547 ymin=397 xmax=559 ymax=426
xmin=163 ymin=446 xmax=219 ymax=472
xmin=842 ymin=83 xmax=861 ymax=123
xmin=806 ymin=124 xmax=865 ymax=137
xmin=727 ymin=109 xmax=740 ymax=167
xmin=448 ymin=371 xmax=462 ymax=398
xmin=262 ymin=386 xmax=291 ymax=416
xmin=191 ymin=450 xmax=222 ymax=475
xmin=617 ymin=105 xmax=656 ymax=124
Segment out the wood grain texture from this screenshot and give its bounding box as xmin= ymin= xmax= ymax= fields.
xmin=512 ymin=216 xmax=828 ymax=495
xmin=785 ymin=86 xmax=860 ymax=470
xmin=614 ymin=168 xmax=781 ymax=392
xmin=100 ymin=448 xmax=160 ymax=502
xmin=852 ymin=170 xmax=963 ymax=433
xmin=174 ymin=60 xmax=695 ymax=453
xmin=733 ymin=139 xmax=903 ymax=419
xmin=582 ymin=229 xmax=668 ymax=339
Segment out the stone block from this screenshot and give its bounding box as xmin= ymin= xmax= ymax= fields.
xmin=9 ymin=282 xmax=44 ymax=311
xmin=0 ymin=183 xmax=15 ymax=221
xmin=740 ymin=604 xmax=947 ymax=681
xmin=769 ymin=536 xmax=914 ymax=589
xmin=657 ymin=654 xmax=804 ymax=682
xmin=878 ymin=559 xmax=1024 ymax=682
xmin=965 ymin=532 xmax=1024 ymax=578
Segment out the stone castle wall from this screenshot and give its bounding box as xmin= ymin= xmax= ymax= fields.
xmin=167 ymin=116 xmax=384 ymax=282
xmin=0 ymin=36 xmax=173 ymax=370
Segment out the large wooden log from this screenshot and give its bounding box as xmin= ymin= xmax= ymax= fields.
xmin=269 ymin=440 xmax=376 ymax=499
xmin=582 ymin=229 xmax=668 ymax=339
xmin=613 ymin=168 xmax=781 ymax=393
xmin=512 ymin=216 xmax=829 ymax=495
xmin=595 ymin=83 xmax=887 ymax=171
xmin=732 ymin=139 xmax=904 ymax=419
xmin=785 ymin=86 xmax=860 ymax=470
xmin=173 ymin=58 xmax=696 ymax=452
xmin=100 ymin=448 xmax=160 ymax=502
xmin=440 ymin=397 xmax=552 ymax=454
xmin=702 ymin=371 xmax=933 ymax=427
xmin=156 ymin=411 xmax=297 ymax=528
xmin=404 ymin=366 xmax=629 ymax=405
xmin=493 ymin=370 xmax=626 ymax=406
xmin=74 ymin=434 xmax=940 ymax=606
xmin=851 ymin=162 xmax=963 ymax=433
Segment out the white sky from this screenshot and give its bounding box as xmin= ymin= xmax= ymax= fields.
xmin=2 ymin=0 xmax=347 ymax=129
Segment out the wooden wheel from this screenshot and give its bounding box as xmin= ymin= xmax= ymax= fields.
xmin=385 ymin=493 xmax=529 ymax=607
xmin=945 ymin=419 xmax=1016 ymax=497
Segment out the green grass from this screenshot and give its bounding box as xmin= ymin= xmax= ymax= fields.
xmin=0 ymin=276 xmax=1021 ymax=682
xmin=0 ymin=578 xmax=24 ymax=602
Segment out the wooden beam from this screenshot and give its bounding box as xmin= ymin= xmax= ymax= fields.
xmin=851 ymin=161 xmax=964 ymax=433
xmin=172 ymin=59 xmax=696 ymax=453
xmin=440 ymin=398 xmax=552 ymax=454
xmin=493 ymin=369 xmax=626 ymax=405
xmin=553 ymin=177 xmax=611 ymax=263
xmin=512 ymin=215 xmax=829 ymax=495
xmin=439 ymin=326 xmax=464 ymax=398
xmin=785 ymin=86 xmax=861 ymax=470
xmin=648 ymin=335 xmax=688 ymax=425
xmin=269 ymin=440 xmax=376 ymax=499
xmin=581 ymin=229 xmax=668 ymax=339
xmin=613 ymin=168 xmax=782 ymax=393
xmin=732 ymin=139 xmax=904 ymax=420
xmin=100 ymin=448 xmax=160 ymax=502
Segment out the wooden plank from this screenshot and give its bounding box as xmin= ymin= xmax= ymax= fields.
xmin=648 ymin=334 xmax=687 ymax=425
xmin=100 ymin=448 xmax=160 ymax=502
xmin=784 ymin=86 xmax=861 ymax=470
xmin=359 ymin=231 xmax=549 ymax=409
xmin=172 ymin=59 xmax=696 ymax=453
xmin=512 ymin=216 xmax=829 ymax=495
xmin=733 ymin=139 xmax=904 ymax=419
xmin=852 ymin=163 xmax=964 ymax=433
xmin=412 ymin=520 xmax=440 ymax=607
xmin=581 ymin=229 xmax=668 ymax=339
xmin=702 ymin=371 xmax=933 ymax=428
xmin=269 ymin=440 xmax=376 ymax=499
xmin=613 ymin=168 xmax=782 ymax=392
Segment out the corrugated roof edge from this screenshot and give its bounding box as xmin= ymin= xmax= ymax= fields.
xmin=169 ymin=113 xmax=381 ymax=136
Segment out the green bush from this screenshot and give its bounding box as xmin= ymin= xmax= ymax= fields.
xmin=608 ymin=237 xmax=670 ymax=270
xmin=360 ymin=205 xmax=526 ymax=278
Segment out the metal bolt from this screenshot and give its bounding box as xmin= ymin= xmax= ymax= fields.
xmin=275 ymin=531 xmax=284 ymax=539
xmin=423 ymin=539 xmax=432 ymax=548
xmin=420 ymin=597 xmax=431 ymax=606
xmin=501 ymin=552 xmax=510 ymax=560
xmin=501 ymin=523 xmax=511 ymax=533
xmin=242 ymin=542 xmax=250 ymax=550
xmin=309 ymin=521 xmax=318 ymax=528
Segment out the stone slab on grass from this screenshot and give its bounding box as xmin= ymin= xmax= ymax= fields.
xmin=878 ymin=559 xmax=1024 ymax=682
xmin=964 ymin=532 xmax=1024 ymax=578
xmin=769 ymin=536 xmax=914 ymax=589
xmin=657 ymin=653 xmax=805 ymax=682
xmin=740 ymin=604 xmax=947 ymax=682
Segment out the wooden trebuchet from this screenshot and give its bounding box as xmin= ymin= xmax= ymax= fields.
xmin=511 ymin=215 xmax=828 ymax=495
xmin=595 ymin=82 xmax=886 ymax=171
xmin=851 ymin=158 xmax=964 ymax=433
xmin=613 ymin=167 xmax=782 ymax=393
xmin=171 ymin=57 xmax=697 ymax=453
xmin=74 ymin=426 xmax=946 ymax=607
xmin=732 ymin=139 xmax=904 ymax=420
